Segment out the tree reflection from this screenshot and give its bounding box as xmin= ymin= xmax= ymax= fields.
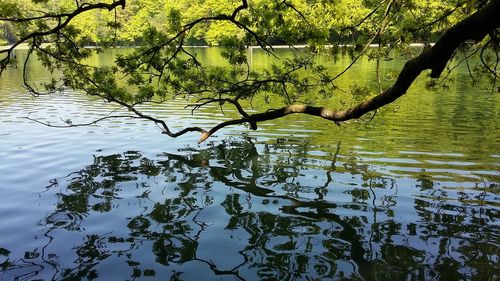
xmin=1 ymin=139 xmax=498 ymax=280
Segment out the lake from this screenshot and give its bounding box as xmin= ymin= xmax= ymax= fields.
xmin=0 ymin=48 xmax=498 ymax=280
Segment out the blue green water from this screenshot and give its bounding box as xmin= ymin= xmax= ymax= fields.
xmin=0 ymin=48 xmax=498 ymax=280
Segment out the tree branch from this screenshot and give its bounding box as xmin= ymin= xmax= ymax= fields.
xmin=14 ymin=0 xmax=500 ymax=144
xmin=0 ymin=0 xmax=126 ymax=74
xmin=25 ymin=114 xmax=139 ymax=128
xmin=196 ymin=0 xmax=500 ymax=143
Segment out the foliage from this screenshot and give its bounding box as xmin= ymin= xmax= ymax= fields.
xmin=0 ymin=0 xmax=499 ymax=142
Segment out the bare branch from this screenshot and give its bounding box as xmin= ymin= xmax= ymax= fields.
xmin=102 ymin=93 xmax=207 ymax=138
xmin=25 ymin=114 xmax=140 ymax=128
xmin=187 ymin=98 xmax=257 ymax=130
xmin=231 ymin=0 xmax=248 ymax=19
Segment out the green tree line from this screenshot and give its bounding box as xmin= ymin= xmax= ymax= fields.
xmin=0 ymin=0 xmax=476 ymax=46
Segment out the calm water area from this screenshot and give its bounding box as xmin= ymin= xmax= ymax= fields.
xmin=0 ymin=48 xmax=498 ymax=280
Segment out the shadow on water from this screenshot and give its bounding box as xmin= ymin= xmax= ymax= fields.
xmin=0 ymin=139 xmax=498 ymax=281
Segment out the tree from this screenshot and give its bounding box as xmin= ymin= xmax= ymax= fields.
xmin=0 ymin=0 xmax=499 ymax=143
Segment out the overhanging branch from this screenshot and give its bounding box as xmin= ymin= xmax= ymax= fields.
xmin=195 ymin=0 xmax=500 ymax=143
xmin=0 ymin=0 xmax=126 ymax=74
xmin=15 ymin=0 xmax=500 ymax=143
xmin=25 ymin=114 xmax=140 ymax=128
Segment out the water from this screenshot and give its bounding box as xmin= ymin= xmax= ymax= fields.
xmin=0 ymin=48 xmax=498 ymax=280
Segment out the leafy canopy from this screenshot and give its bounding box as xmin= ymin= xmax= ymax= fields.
xmin=0 ymin=0 xmax=498 ymax=142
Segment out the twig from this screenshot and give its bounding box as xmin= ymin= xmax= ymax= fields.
xmin=25 ymin=114 xmax=141 ymax=128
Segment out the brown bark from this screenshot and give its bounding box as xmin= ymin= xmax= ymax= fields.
xmin=197 ymin=0 xmax=500 ymax=143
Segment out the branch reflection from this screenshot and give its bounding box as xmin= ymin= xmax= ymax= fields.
xmin=1 ymin=139 xmax=497 ymax=280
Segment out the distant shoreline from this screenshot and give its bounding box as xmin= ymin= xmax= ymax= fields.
xmin=1 ymin=43 xmax=434 ymax=50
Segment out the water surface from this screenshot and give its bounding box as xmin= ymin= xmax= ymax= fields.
xmin=0 ymin=48 xmax=498 ymax=280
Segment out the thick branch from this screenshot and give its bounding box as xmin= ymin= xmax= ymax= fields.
xmin=197 ymin=0 xmax=500 ymax=143
xmin=187 ymin=98 xmax=257 ymax=130
xmin=102 ymin=94 xmax=207 ymax=138
xmin=231 ymin=0 xmax=248 ymax=19
xmin=17 ymin=0 xmax=500 ymax=143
